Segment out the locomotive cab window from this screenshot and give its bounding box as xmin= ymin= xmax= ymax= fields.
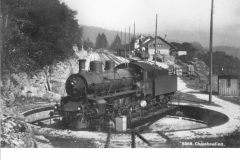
xmin=144 ymin=71 xmax=151 ymax=79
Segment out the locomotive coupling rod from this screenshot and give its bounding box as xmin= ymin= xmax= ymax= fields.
xmin=135 ymin=131 xmax=152 ymax=146
xmin=131 ymin=130 xmax=136 ymax=148
xmin=105 ymin=130 xmax=111 ymax=148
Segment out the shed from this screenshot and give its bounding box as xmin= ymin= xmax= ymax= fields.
xmin=218 ymin=75 xmax=239 ymax=96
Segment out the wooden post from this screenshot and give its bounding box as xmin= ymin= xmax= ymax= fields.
xmin=105 ymin=130 xmax=111 ymax=148
xmin=131 ymin=130 xmax=136 ymax=148
xmin=134 ymin=22 xmax=135 ymax=40
xmin=154 ymin=14 xmax=158 ymax=65
xmin=178 ymin=94 xmax=180 ymax=106
xmin=125 ymin=28 xmax=126 ymax=65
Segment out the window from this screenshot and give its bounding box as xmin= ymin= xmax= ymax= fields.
xmin=144 ymin=71 xmax=151 ymax=79
xmin=227 ymin=79 xmax=231 ymax=88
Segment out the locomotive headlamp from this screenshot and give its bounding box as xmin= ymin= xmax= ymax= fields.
xmin=140 ymin=100 xmax=147 ymax=108
xmin=130 ymin=107 xmax=133 ymax=112
xmin=78 ymin=107 xmax=81 ymax=111
xmin=54 ymin=102 xmax=59 ymax=109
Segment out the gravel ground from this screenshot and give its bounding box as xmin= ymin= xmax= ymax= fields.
xmin=31 ymin=75 xmax=240 ymax=148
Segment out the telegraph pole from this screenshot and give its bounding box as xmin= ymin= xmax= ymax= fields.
xmin=134 ymin=22 xmax=135 ymax=39
xmin=129 ymin=26 xmax=130 ymax=57
xmin=121 ymin=31 xmax=122 ymax=44
xmin=125 ymin=28 xmax=126 ymax=65
xmin=209 ymin=0 xmax=214 ymax=103
xmin=154 ymin=14 xmax=158 ymax=65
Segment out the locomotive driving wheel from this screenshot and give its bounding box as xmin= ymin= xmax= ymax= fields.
xmin=95 ymin=125 xmax=101 ymax=132
xmin=61 ymin=117 xmax=69 ymax=129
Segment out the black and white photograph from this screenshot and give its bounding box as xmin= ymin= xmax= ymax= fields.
xmin=1 ymin=0 xmax=240 ymax=158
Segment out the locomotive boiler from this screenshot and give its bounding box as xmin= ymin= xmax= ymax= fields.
xmin=54 ymin=58 xmax=177 ymax=131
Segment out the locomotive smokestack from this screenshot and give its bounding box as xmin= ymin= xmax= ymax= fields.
xmin=105 ymin=60 xmax=115 ymax=71
xmin=78 ymin=59 xmax=86 ymax=73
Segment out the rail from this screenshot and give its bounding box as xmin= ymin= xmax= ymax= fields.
xmin=104 ymin=129 xmax=181 ymax=148
xmin=98 ymin=52 xmax=108 ymax=68
xmin=104 ymin=129 xmax=152 ymax=148
xmin=22 ymin=90 xmax=229 ymax=148
xmin=103 ymin=52 xmax=123 ymax=65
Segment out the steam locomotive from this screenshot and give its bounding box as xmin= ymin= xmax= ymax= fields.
xmin=54 ymin=58 xmax=177 ymax=131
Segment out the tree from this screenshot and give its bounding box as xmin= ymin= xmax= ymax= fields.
xmin=83 ymin=37 xmax=94 ymax=50
xmin=95 ymin=33 xmax=108 ymax=49
xmin=197 ymin=51 xmax=240 ymax=75
xmin=170 ymin=42 xmax=181 ymax=49
xmin=1 ymin=0 xmax=83 ymax=73
xmin=176 ymin=42 xmax=196 ymax=63
xmin=101 ymin=33 xmax=108 ymax=49
xmin=95 ymin=33 xmax=102 ymax=49
xmin=109 ymin=34 xmax=121 ymax=51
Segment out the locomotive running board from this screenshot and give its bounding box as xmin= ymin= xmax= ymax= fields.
xmin=87 ymin=90 xmax=137 ymax=101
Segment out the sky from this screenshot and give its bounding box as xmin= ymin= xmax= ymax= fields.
xmin=61 ymin=0 xmax=240 ymax=46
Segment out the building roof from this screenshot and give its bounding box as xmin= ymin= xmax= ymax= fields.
xmin=116 ymin=61 xmax=156 ymax=70
xmin=141 ymin=36 xmax=177 ymax=49
xmin=218 ymin=75 xmax=239 ymax=79
xmin=141 ymin=36 xmax=153 ymax=44
xmin=131 ymin=61 xmax=155 ymax=70
xmin=136 ymin=34 xmax=146 ymax=40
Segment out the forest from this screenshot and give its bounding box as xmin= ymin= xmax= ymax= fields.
xmin=171 ymin=42 xmax=240 ymax=76
xmin=1 ymin=0 xmax=83 ymax=74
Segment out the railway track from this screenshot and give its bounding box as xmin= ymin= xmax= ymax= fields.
xmin=102 ymin=52 xmax=123 ymax=65
xmin=22 ymin=103 xmax=229 ymax=148
xmin=22 ymin=103 xmax=227 ymax=130
xmin=98 ymin=52 xmax=108 ymax=68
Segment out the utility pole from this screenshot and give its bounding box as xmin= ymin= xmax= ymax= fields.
xmin=5 ymin=5 xmax=9 ymax=29
xmin=154 ymin=14 xmax=158 ymax=65
xmin=134 ymin=22 xmax=135 ymax=39
xmin=129 ymin=26 xmax=130 ymax=58
xmin=125 ymin=28 xmax=126 ymax=65
xmin=121 ymin=31 xmax=122 ymax=45
xmin=209 ymin=0 xmax=214 ymax=103
xmin=81 ymin=38 xmax=84 ymax=50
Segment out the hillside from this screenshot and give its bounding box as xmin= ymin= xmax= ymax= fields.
xmin=81 ymin=25 xmax=133 ymax=45
xmin=154 ymin=30 xmax=240 ymax=48
xmin=81 ymin=25 xmax=240 ymax=53
xmin=212 ymin=46 xmax=240 ymax=59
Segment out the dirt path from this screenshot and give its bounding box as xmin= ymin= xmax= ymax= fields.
xmin=171 ymin=77 xmax=240 ymax=140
